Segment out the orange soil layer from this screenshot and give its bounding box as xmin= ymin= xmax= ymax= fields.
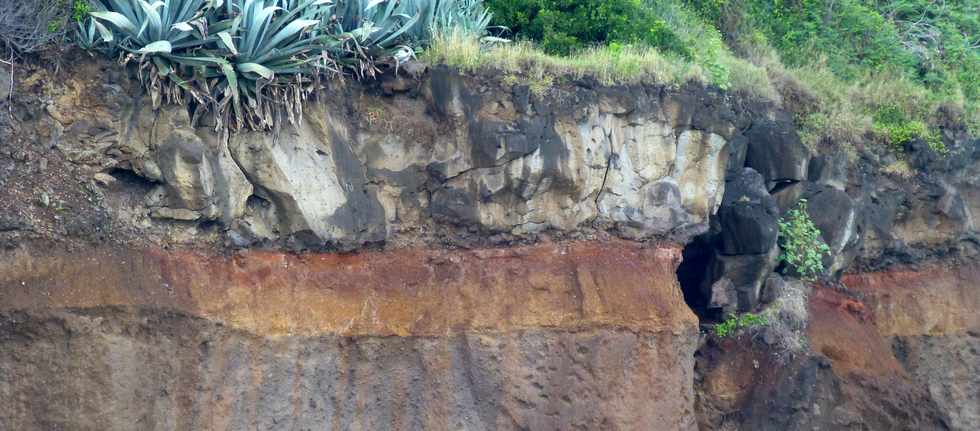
xmin=0 ymin=240 xmax=696 ymax=337
xmin=808 ymin=287 xmax=905 ymax=376
xmin=842 ymin=263 xmax=979 ymax=337
xmin=807 ymin=262 xmax=979 ymax=377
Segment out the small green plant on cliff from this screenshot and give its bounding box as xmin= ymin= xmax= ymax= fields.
xmin=713 ymin=311 xmax=770 ymax=338
xmin=778 ymin=199 xmax=830 ymax=280
xmin=872 ymin=105 xmax=948 ymax=156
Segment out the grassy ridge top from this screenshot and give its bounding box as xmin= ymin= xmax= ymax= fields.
xmin=423 ymin=0 xmax=978 ymax=154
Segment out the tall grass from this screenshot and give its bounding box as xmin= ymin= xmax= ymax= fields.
xmin=421 ymin=30 xmax=781 ymax=98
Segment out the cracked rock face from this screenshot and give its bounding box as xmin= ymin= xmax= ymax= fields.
xmin=92 ymin=69 xmax=741 ymax=248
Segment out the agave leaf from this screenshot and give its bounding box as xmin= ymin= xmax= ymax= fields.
xmin=167 ymin=54 xmax=231 ymax=68
xmin=220 ymin=61 xmax=240 ymax=104
xmin=374 ymin=12 xmax=418 ymax=47
xmin=266 ymin=0 xmax=333 ymax=37
xmin=238 ymin=62 xmax=275 ymax=79
xmin=100 ymin=0 xmax=138 ymax=21
xmin=90 ymin=11 xmax=139 ymax=35
xmin=138 ymin=0 xmax=165 ymax=41
xmin=92 ymin=19 xmax=116 ymax=43
xmin=172 ymin=22 xmax=194 ymax=32
xmin=259 ymin=19 xmax=319 ymax=56
xmin=217 ymin=32 xmax=238 ymax=55
xmin=152 ymin=56 xmax=174 ymax=77
xmin=139 ymin=40 xmax=174 ymax=53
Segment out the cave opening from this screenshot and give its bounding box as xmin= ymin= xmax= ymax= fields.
xmin=676 ymin=233 xmax=721 ymax=323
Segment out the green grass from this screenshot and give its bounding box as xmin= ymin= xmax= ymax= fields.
xmin=421 ymin=30 xmax=779 ymax=99
xmin=424 ymin=0 xmax=978 ymax=156
xmin=714 ymin=312 xmax=770 ymax=338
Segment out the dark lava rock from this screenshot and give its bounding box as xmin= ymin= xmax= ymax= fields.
xmin=702 ymin=246 xmax=780 ymax=313
xmin=717 ymin=168 xmax=780 ymax=255
xmin=744 ymin=115 xmax=811 ymax=189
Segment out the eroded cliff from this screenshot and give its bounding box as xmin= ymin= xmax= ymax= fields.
xmin=1 ymin=55 xmax=978 ymax=430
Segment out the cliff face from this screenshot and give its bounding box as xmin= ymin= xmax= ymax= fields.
xmin=0 ymin=242 xmax=698 ymax=430
xmin=4 ymin=60 xmax=741 ymax=250
xmin=0 ymin=56 xmax=978 ymax=430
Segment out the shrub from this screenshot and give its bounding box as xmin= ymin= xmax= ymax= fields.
xmin=484 ymin=0 xmax=689 ymax=56
xmin=778 ymin=199 xmax=830 ymax=280
xmin=873 ymin=105 xmax=947 ymax=155
xmin=714 ymin=311 xmax=769 ymax=338
xmin=686 ymin=0 xmax=978 ymax=140
xmin=0 ymin=0 xmax=73 ymax=53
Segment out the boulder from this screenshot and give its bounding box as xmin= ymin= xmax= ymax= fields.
xmin=0 ymin=66 xmax=9 ymax=101
xmin=937 ymin=181 xmax=975 ymax=230
xmin=130 ymin=106 xmax=252 ymax=223
xmin=154 ymin=129 xmax=213 ymax=214
xmin=744 ymin=116 xmax=811 ymax=189
xmin=716 ymin=168 xmax=779 ymax=255
xmin=771 ymin=181 xmax=806 ymax=214
xmin=808 ymin=152 xmax=848 ymax=191
xmin=702 ymin=245 xmax=780 ymax=313
xmin=724 ymin=134 xmax=748 ymax=179
xmin=803 ymin=183 xmax=862 ymax=276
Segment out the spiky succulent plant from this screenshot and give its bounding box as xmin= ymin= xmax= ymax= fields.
xmin=79 ymin=0 xmax=493 ymax=130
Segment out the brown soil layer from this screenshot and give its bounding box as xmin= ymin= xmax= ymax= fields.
xmin=0 ymin=240 xmax=700 ymax=430
xmin=0 ymin=240 xmax=695 ymax=337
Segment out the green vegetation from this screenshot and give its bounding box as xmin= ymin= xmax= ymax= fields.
xmin=778 ymin=199 xmax=830 ymax=281
xmin=71 ymin=0 xmax=91 ymax=22
xmin=7 ymin=0 xmax=977 ymax=146
xmin=873 ymin=105 xmax=948 ymax=155
xmin=714 ymin=312 xmax=770 ymax=338
xmin=466 ymin=0 xmax=978 ymax=153
xmin=422 ymin=36 xmax=705 ymax=89
xmin=484 ymin=0 xmax=688 ymax=56
xmin=75 ymin=0 xmax=491 ymax=130
xmin=696 ymin=0 xmax=979 ymax=144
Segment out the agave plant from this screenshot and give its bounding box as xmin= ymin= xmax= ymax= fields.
xmin=395 ymin=0 xmax=492 ymax=42
xmin=88 ymin=0 xmax=217 ymax=54
xmin=330 ymin=0 xmax=422 ymax=76
xmin=207 ymin=0 xmax=339 ymax=128
xmin=75 ymin=17 xmax=106 ymax=50
xmin=428 ymin=0 xmax=492 ymax=40
xmin=79 ymin=0 xmax=496 ymax=130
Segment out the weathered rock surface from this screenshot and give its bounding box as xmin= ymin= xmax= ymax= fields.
xmin=743 ymin=114 xmax=810 ymax=190
xmin=0 ymin=241 xmax=699 ymax=430
xmin=696 ymin=281 xmax=955 ymax=431
xmin=803 ymin=183 xmax=862 ymax=275
xmin=0 ymin=310 xmax=697 ymax=431
xmin=716 ymin=168 xmax=779 ymax=255
xmin=842 ymin=264 xmax=980 ymax=431
xmin=702 ymin=246 xmax=780 ymax=313
xmin=3 ymin=54 xmax=980 ymax=431
xmin=5 ymin=62 xmax=744 ymax=249
xmin=0 ymin=241 xmax=693 ymax=336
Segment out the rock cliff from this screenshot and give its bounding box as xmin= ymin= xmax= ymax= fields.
xmin=0 ymin=55 xmax=977 ymax=430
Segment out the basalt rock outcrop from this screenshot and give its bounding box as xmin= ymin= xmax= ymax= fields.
xmin=1 ymin=53 xmax=979 ymax=430
xmin=19 ymin=61 xmax=740 ymax=250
